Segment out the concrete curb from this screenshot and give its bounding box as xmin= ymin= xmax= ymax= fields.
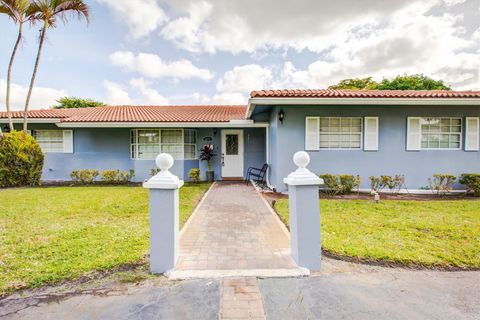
xmin=168 ymin=268 xmax=310 ymax=280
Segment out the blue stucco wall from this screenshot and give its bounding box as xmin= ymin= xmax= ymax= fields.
xmin=261 ymin=105 xmax=480 ymax=192
xmin=5 ymin=124 xmax=266 ymax=182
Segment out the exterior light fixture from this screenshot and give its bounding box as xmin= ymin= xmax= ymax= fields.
xmin=213 ymin=128 xmax=218 ymax=136
xmin=278 ymin=110 xmax=285 ymax=123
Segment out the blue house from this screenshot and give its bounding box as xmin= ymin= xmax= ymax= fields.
xmin=2 ymin=89 xmax=480 ymax=192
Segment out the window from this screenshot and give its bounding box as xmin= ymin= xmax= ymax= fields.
xmin=319 ymin=117 xmax=362 ymax=149
xmin=420 ymin=117 xmax=461 ymax=149
xmin=33 ymin=130 xmax=64 ymax=153
xmin=130 ymin=129 xmax=197 ymax=160
xmin=161 ymin=129 xmax=183 ymax=159
xmin=183 ymin=129 xmax=197 ymax=160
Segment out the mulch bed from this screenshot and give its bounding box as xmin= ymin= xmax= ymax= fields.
xmin=263 ymin=190 xmax=477 ymax=202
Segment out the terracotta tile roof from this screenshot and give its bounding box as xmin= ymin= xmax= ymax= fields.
xmin=0 ymin=105 xmax=247 ymax=122
xmin=250 ymin=89 xmax=480 ymax=99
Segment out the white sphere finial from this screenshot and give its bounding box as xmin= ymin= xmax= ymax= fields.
xmin=293 ymin=151 xmax=310 ymax=169
xmin=156 ymin=153 xmax=174 ymax=171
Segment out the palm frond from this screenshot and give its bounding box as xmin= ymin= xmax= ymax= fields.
xmin=26 ymin=0 xmax=89 ymax=28
xmin=0 ymin=0 xmax=31 ymax=23
xmin=54 ymin=0 xmax=89 ymax=24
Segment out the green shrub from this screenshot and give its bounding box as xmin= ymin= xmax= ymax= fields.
xmin=151 ymin=168 xmax=160 ymax=176
xmin=320 ymin=174 xmax=357 ymax=195
xmin=70 ymin=169 xmax=99 ymax=184
xmin=429 ymin=174 xmax=456 ymax=195
xmin=101 ymin=169 xmax=135 ymax=184
xmin=459 ymin=174 xmax=480 ymax=196
xmin=188 ymin=168 xmax=201 ymax=183
xmin=370 ymin=175 xmax=405 ymax=193
xmin=0 ymin=131 xmax=44 ymax=188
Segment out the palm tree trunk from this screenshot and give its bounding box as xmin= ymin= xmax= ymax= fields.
xmin=6 ymin=23 xmax=23 ymax=132
xmin=23 ymin=25 xmax=46 ymax=132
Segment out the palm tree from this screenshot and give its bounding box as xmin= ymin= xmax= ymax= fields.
xmin=0 ymin=0 xmax=31 ymax=132
xmin=22 ymin=0 xmax=89 ymax=131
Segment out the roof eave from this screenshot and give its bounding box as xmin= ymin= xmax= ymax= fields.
xmin=0 ymin=118 xmax=61 ymax=124
xmin=56 ymin=120 xmax=268 ymax=128
xmin=246 ymin=97 xmax=480 ymax=118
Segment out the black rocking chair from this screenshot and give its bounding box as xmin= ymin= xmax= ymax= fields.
xmin=246 ymin=163 xmax=269 ymax=188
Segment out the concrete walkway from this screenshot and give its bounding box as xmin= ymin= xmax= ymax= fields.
xmin=174 ymin=182 xmax=299 ymax=275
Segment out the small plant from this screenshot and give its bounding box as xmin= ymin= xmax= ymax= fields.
xmin=319 ymin=174 xmax=341 ymax=195
xmin=319 ymin=174 xmax=356 ymax=195
xmin=369 ymin=175 xmax=405 ymax=194
xmin=101 ymin=170 xmax=135 ymax=184
xmin=199 ymin=144 xmax=216 ymax=181
xmin=369 ymin=176 xmax=384 ymax=192
xmin=70 ymin=170 xmax=99 ymax=184
xmin=188 ymin=168 xmax=201 ymax=183
xmin=339 ymin=175 xmax=356 ymax=194
xmin=429 ymin=174 xmax=456 ymax=196
xmin=151 ymin=168 xmax=160 ymax=176
xmin=118 ymin=169 xmax=135 ymax=183
xmin=354 ymin=175 xmax=361 ymax=194
xmin=0 ymin=131 xmax=44 ymax=188
xmin=459 ymin=174 xmax=480 ymax=197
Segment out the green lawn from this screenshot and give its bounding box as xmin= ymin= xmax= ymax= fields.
xmin=0 ymin=183 xmax=211 ymax=296
xmin=275 ymin=199 xmax=480 ymax=269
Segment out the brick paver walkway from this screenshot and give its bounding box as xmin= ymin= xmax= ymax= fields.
xmin=220 ymin=277 xmax=266 ymax=319
xmin=176 ymin=182 xmax=297 ymax=271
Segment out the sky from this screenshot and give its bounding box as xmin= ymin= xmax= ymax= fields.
xmin=0 ymin=0 xmax=479 ymax=111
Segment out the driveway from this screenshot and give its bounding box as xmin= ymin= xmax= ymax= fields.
xmin=2 ymin=259 xmax=479 ymax=320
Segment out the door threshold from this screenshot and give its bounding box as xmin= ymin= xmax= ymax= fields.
xmin=221 ymin=177 xmax=244 ymax=181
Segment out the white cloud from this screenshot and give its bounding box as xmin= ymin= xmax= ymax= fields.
xmin=0 ymin=79 xmax=67 ymax=111
xmin=216 ymin=64 xmax=272 ymax=93
xmin=129 ymin=78 xmax=169 ymax=105
xmin=160 ymin=0 xmax=424 ymax=54
xmin=97 ymin=0 xmax=167 ymax=38
xmin=110 ymin=51 xmax=214 ymax=81
xmin=210 ymin=93 xmax=246 ymax=104
xmin=272 ymin=3 xmax=480 ymax=90
xmin=103 ymin=80 xmax=132 ymax=105
xmin=103 ymin=79 xmax=169 ymax=105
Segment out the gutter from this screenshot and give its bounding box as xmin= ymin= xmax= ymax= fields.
xmin=0 ymin=118 xmax=60 ymax=124
xmin=246 ymin=97 xmax=480 ymax=118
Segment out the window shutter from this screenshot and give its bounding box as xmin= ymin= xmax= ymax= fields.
xmin=364 ymin=117 xmax=379 ymax=151
xmin=305 ymin=117 xmax=319 ymax=150
xmin=407 ymin=117 xmax=421 ymax=151
xmin=63 ymin=130 xmax=73 ymax=153
xmin=465 ymin=117 xmax=479 ymax=151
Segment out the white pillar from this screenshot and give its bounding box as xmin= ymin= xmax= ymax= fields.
xmin=143 ymin=153 xmax=184 ymax=274
xmin=284 ymin=151 xmax=323 ymax=271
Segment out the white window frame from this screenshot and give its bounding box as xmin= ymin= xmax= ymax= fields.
xmin=418 ymin=117 xmax=462 ymax=151
xmin=316 ymin=116 xmax=363 ymax=150
xmin=32 ymin=129 xmax=72 ymax=153
xmin=130 ymin=129 xmax=197 ymax=160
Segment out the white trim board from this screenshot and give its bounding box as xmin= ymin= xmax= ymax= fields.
xmin=1 ymin=118 xmax=60 ymax=124
xmin=56 ymin=121 xmax=269 ymax=128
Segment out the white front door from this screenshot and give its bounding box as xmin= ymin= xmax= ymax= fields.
xmin=221 ymin=130 xmax=244 ymax=178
